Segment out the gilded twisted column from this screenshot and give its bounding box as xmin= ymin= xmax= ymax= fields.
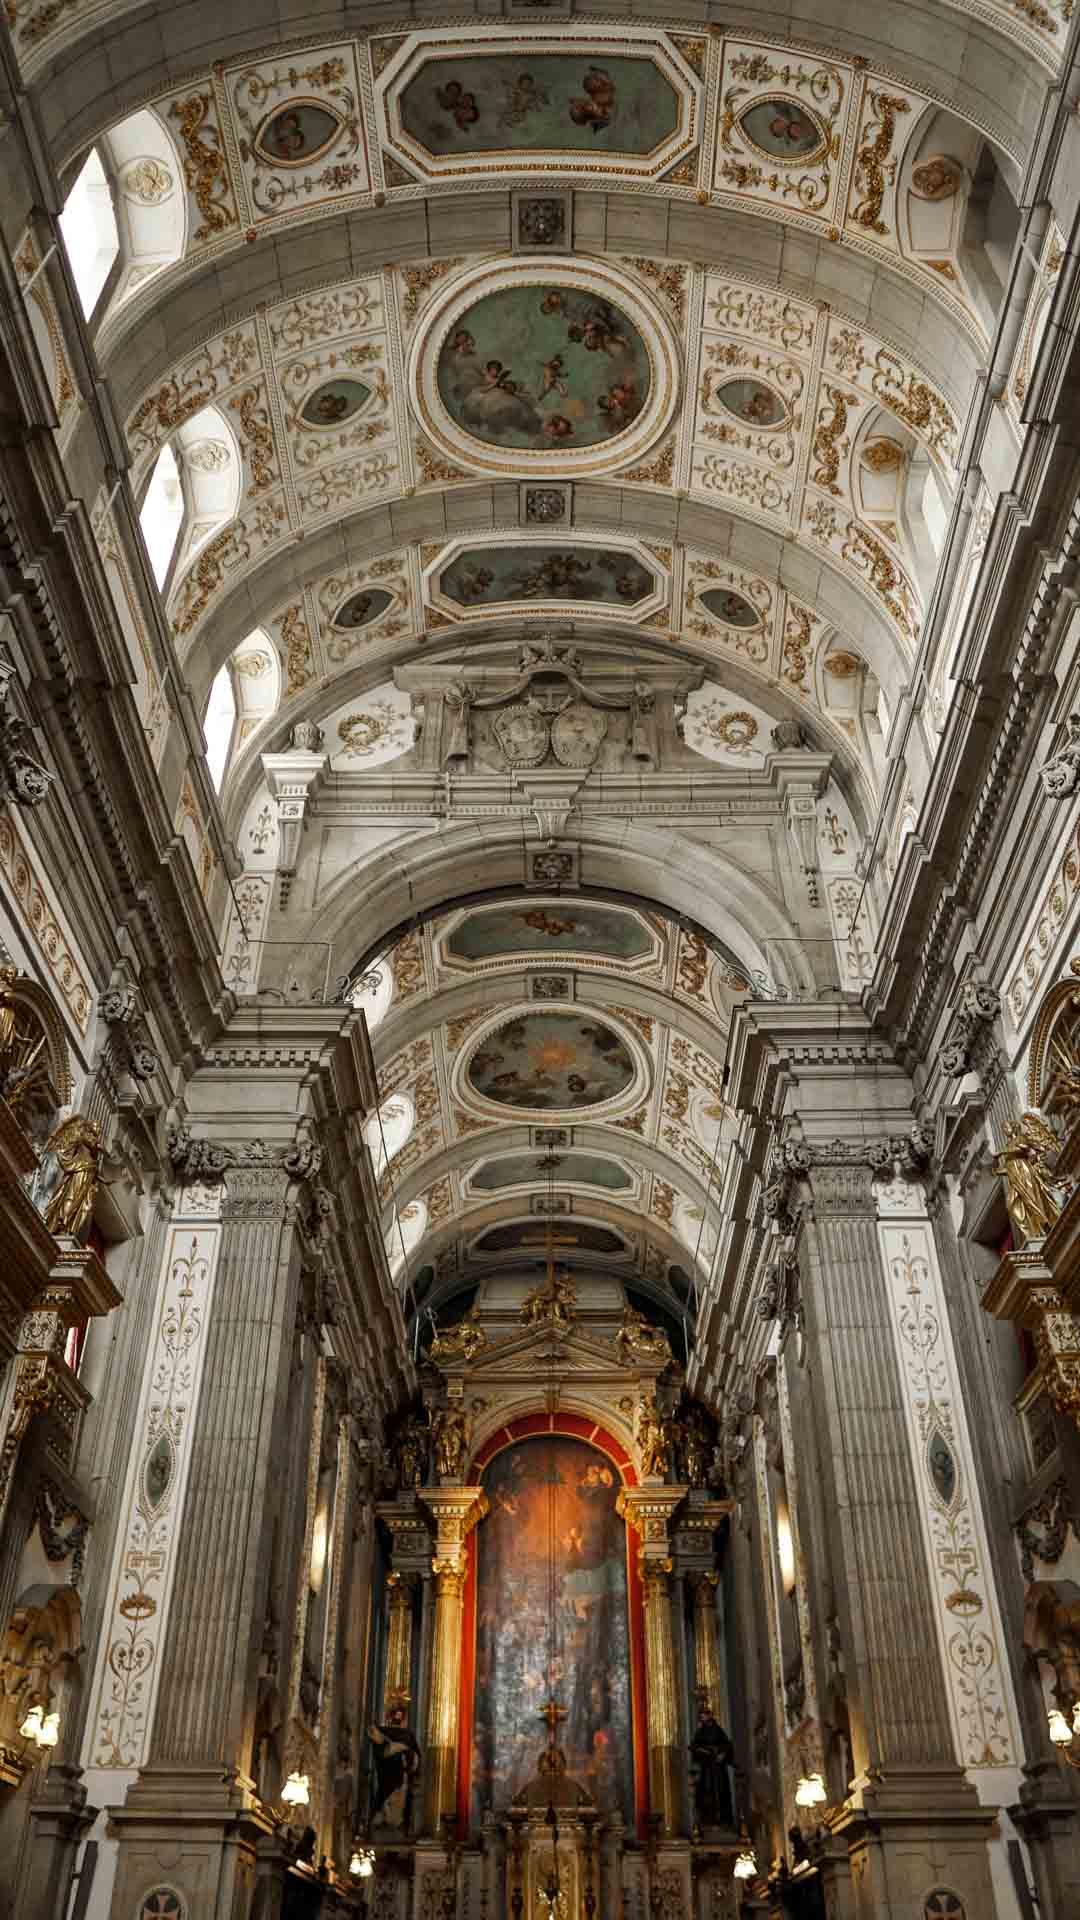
xmin=641 ymin=1559 xmax=680 ymax=1835
xmin=425 ymin=1558 xmax=467 ymax=1829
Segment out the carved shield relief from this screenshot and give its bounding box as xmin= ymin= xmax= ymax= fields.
xmin=493 ymin=701 xmax=550 ymax=767
xmin=551 ymin=701 xmax=607 ymax=768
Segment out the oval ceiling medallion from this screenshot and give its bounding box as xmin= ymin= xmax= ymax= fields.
xmin=736 ymin=95 xmax=827 ymax=164
xmin=333 ymin=586 xmax=393 ymax=630
xmin=437 ymin=283 xmax=650 ymax=452
xmin=699 ymin=587 xmax=761 ymax=628
xmin=411 ymin=259 xmax=680 ymax=478
xmin=467 ymin=1011 xmax=635 ymax=1111
xmin=255 ymin=100 xmax=343 ymax=168
xmin=300 ymin=378 xmax=371 ymax=429
xmin=712 ymin=377 xmax=787 ymax=430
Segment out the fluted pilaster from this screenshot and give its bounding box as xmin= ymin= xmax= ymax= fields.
xmin=150 ymin=1166 xmax=301 ymax=1766
xmin=801 ymin=1165 xmax=955 ymax=1770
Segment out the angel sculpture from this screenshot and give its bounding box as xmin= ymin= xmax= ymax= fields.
xmin=993 ymin=1110 xmax=1061 ymax=1245
xmin=43 ymin=1113 xmax=103 ymax=1240
xmin=616 ymin=1303 xmax=672 ymax=1367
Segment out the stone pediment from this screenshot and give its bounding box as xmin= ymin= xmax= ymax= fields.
xmin=442 ymin=1320 xmax=666 ymax=1382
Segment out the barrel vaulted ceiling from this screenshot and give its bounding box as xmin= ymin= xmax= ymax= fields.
xmin=9 ymin=0 xmax=1064 ymax=1312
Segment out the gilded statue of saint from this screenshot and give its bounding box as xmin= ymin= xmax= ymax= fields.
xmin=431 ymin=1406 xmax=468 ymax=1479
xmin=993 ymin=1110 xmax=1061 ymax=1245
xmin=637 ymin=1393 xmax=671 ymax=1479
xmin=43 ymin=1114 xmax=103 ymax=1240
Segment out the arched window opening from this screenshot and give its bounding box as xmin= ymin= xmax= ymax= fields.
xmin=204 ymin=663 xmax=237 ymax=793
xmin=139 ymin=443 xmax=184 ymax=589
xmin=961 ymin=143 xmax=1021 ymax=335
xmin=364 ymin=1094 xmax=415 ymax=1181
xmin=59 ymin=149 xmax=119 ymax=319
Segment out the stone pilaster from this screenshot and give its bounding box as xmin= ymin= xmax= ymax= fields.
xmin=106 ymin=1159 xmax=308 ymax=1918
xmin=798 ymin=1157 xmax=1000 ymax=1915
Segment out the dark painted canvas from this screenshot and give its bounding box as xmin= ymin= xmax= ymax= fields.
xmin=467 ymin=1012 xmax=635 ymax=1110
xmin=332 ymin=586 xmax=393 ymax=629
xmin=474 ymin=1221 xmax=625 ymax=1258
xmin=437 ymin=285 xmax=651 ymax=450
xmin=699 ymin=588 xmax=762 ymax=628
xmin=447 ymin=901 xmax=653 ymax=962
xmin=471 ymin=1436 xmax=633 ymax=1824
xmin=256 ymin=102 xmax=342 ymax=166
xmin=441 ymin=545 xmax=652 ymax=607
xmin=401 ymin=54 xmax=679 ymax=158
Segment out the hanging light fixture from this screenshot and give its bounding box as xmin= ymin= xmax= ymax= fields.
xmin=794 ymin=1770 xmax=827 ymax=1808
xmin=733 ymin=1848 xmax=757 ymax=1880
xmin=281 ymin=1771 xmax=310 ymax=1807
xmin=349 ymin=1846 xmax=375 ymax=1878
xmin=36 ymin=1711 xmax=60 ymax=1748
xmin=1048 ymin=1708 xmax=1073 ymax=1746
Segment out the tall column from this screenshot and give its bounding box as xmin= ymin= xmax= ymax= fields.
xmin=641 ymin=1560 xmax=680 ymax=1836
xmin=689 ymin=1573 xmax=722 ymax=1715
xmin=420 ymin=1487 xmax=486 ymax=1832
xmin=425 ymin=1559 xmax=467 ymax=1831
xmin=383 ymin=1573 xmax=418 ymax=1717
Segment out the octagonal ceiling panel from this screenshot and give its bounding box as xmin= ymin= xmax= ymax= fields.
xmin=442 ymin=901 xmax=658 ymax=970
xmin=376 ymin=29 xmax=701 ymax=183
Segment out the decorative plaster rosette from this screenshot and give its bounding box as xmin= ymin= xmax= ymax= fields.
xmin=409 ymin=256 xmax=681 ymax=479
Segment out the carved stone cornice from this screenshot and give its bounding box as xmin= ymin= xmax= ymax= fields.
xmin=0 ymin=656 xmax=54 ymax=807
xmin=616 ymin=1485 xmax=686 ymax=1560
xmin=376 ymin=1495 xmax=435 ymax=1572
xmin=420 ymin=1486 xmax=488 ymax=1567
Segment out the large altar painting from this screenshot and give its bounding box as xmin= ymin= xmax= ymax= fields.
xmin=471 ymin=1436 xmax=633 ymax=1825
xmin=436 ymin=284 xmax=652 ymax=451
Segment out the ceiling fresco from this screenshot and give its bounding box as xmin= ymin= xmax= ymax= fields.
xmin=466 ymin=1012 xmax=637 ymax=1112
xmin=440 ymin=545 xmax=653 ymax=609
xmin=436 ymin=282 xmax=651 ymax=451
xmin=399 ymin=53 xmax=680 ymax=157
xmin=470 ymin=1152 xmax=634 ymax=1195
xmin=445 ymin=903 xmax=655 ymax=966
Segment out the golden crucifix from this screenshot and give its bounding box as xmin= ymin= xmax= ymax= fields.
xmin=538 ymin=1698 xmax=568 ymax=1734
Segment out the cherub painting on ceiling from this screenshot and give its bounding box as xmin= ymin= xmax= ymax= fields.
xmin=436 ymin=285 xmax=650 ymax=451
xmin=401 ymin=53 xmax=678 ymax=158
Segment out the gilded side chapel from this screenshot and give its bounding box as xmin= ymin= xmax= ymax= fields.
xmin=1 ymin=1 xmax=1080 ymax=1917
